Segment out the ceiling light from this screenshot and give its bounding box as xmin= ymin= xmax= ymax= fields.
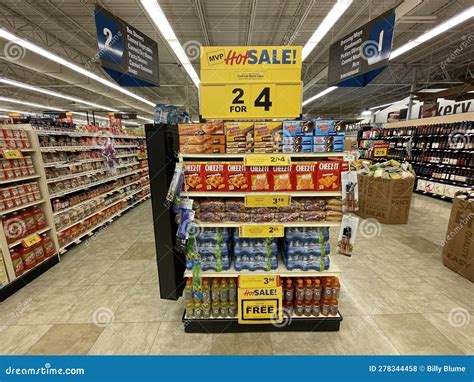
xmin=302 ymin=0 xmax=353 ymax=60
xmin=0 ymin=28 xmax=155 ymax=108
xmin=390 ymin=6 xmax=474 ymax=59
xmin=361 ymin=110 xmax=372 ymax=116
xmin=0 ymin=96 xmax=64 ymax=111
xmin=302 ymin=86 xmax=337 ymax=106
xmin=0 ymin=107 xmax=31 ymax=114
xmin=369 ymin=102 xmax=396 ymax=110
xmin=140 ymin=0 xmax=200 ymax=88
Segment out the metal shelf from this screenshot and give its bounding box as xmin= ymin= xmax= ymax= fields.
xmin=0 ymin=174 xmax=40 ymax=185
xmin=197 ymin=221 xmax=341 ymax=228
xmin=180 ymin=152 xmax=346 ymax=159
xmin=8 ymin=226 xmax=51 ymax=249
xmin=0 ymin=199 xmax=45 ymax=216
xmin=182 ymin=191 xmax=342 ymax=198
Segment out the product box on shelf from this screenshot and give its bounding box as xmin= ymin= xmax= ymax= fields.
xmin=249 ymin=166 xmax=271 ymax=191
xmin=273 ymin=166 xmax=293 ymax=191
xmin=227 ymin=162 xmax=249 ymax=191
xmin=179 ymin=144 xmax=225 ymax=154
xmin=282 ymin=120 xmax=314 ymax=137
xmin=313 ymin=119 xmax=336 ymax=136
xmin=293 ymin=162 xmax=316 ymax=191
xmin=183 ymin=162 xmax=205 ymax=191
xmin=225 ymin=122 xmax=254 ymax=153
xmin=316 ymin=161 xmax=341 ymax=191
xmin=254 ymin=122 xmax=282 ymax=153
xmin=204 ymin=163 xmax=226 ymax=191
xmin=416 ymin=179 xmax=427 ymax=192
xmin=442 ymin=193 xmax=473 ymax=282
xmin=356 ymin=174 xmax=415 ymax=224
xmin=283 ymin=144 xmax=313 ymax=153
xmin=178 ymin=122 xmax=224 ymax=136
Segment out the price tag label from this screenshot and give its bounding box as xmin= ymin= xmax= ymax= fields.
xmin=22 ymin=233 xmax=41 ymax=247
xmin=239 ymin=224 xmax=284 ymax=238
xmin=239 ymin=275 xmax=279 ymax=289
xmin=245 ymin=194 xmax=291 ymax=208
xmin=238 ymin=286 xmax=282 ymax=324
xmin=2 ymin=149 xmax=23 ymax=159
xmin=373 ymin=147 xmax=388 ymax=157
xmin=244 ymin=154 xmax=291 ymax=166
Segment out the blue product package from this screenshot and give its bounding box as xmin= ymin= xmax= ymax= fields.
xmin=285 ymin=227 xmax=330 ymax=242
xmin=154 ymin=104 xmax=167 ymax=124
xmin=283 ymin=144 xmax=313 ymax=153
xmin=282 ymin=136 xmax=313 ymax=145
xmin=313 ymin=119 xmax=336 ymax=136
xmin=314 ymin=136 xmax=333 ymax=145
xmin=333 ymin=134 xmax=345 ymax=144
xmin=283 ymin=120 xmax=314 ymax=137
xmin=313 ymin=144 xmax=333 ymax=153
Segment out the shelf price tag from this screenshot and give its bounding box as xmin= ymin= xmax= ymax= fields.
xmin=239 ymin=275 xmax=279 ymax=289
xmin=238 ymin=224 xmax=284 ymax=238
xmin=244 ymin=154 xmax=291 ymax=166
xmin=238 ymin=286 xmax=283 ymax=324
xmin=22 ymin=233 xmax=41 ymax=248
xmin=245 ymin=194 xmax=291 ymax=208
xmin=2 ymin=149 xmax=23 ymax=159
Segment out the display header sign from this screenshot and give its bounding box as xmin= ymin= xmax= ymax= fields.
xmin=94 ymin=5 xmax=159 ymax=87
xmin=327 ymin=9 xmax=395 ymax=87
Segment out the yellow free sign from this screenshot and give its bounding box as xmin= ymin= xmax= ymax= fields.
xmin=22 ymin=233 xmax=41 ymax=247
xmin=2 ymin=149 xmax=23 ymax=159
xmin=200 ymin=83 xmax=302 ymax=119
xmin=244 ymin=153 xmax=291 ymax=166
xmin=239 ymin=224 xmax=284 ymax=238
xmin=238 ymin=286 xmax=282 ymax=324
xmin=245 ymin=194 xmax=291 ymax=208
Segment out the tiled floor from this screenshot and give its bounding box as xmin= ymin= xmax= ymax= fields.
xmin=0 ymin=195 xmax=472 ymax=355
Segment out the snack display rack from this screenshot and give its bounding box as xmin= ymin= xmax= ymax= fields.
xmin=145 ymin=124 xmax=345 ymax=333
xmin=0 ymin=124 xmax=60 ymax=301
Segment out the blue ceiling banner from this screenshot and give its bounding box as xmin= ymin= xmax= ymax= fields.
xmin=94 ymin=5 xmax=159 ymax=87
xmin=327 ymin=8 xmax=395 ymax=87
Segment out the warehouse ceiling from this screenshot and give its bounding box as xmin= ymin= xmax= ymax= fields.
xmin=0 ymin=0 xmax=472 ymax=121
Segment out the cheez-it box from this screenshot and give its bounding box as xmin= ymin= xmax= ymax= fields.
xmin=249 ymin=166 xmax=272 ymax=191
xmin=204 ymin=163 xmax=227 ymax=191
xmin=227 ymin=162 xmax=249 ymax=191
xmin=293 ymin=162 xmax=317 ymax=191
xmin=183 ymin=162 xmax=204 ymax=191
xmin=316 ymin=161 xmax=341 ymax=191
xmin=273 ymin=166 xmax=292 ymax=191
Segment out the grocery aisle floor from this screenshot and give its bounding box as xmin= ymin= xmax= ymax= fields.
xmin=0 ymin=195 xmax=472 ymax=355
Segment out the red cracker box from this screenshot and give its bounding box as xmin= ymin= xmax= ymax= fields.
xmin=183 ymin=162 xmax=205 ymax=191
xmin=316 ymin=161 xmax=341 ymax=191
xmin=227 ymin=162 xmax=249 ymax=191
xmin=293 ymin=162 xmax=317 ymax=191
xmin=249 ymin=166 xmax=272 ymax=192
xmin=273 ymin=166 xmax=292 ymax=191
xmin=204 ymin=162 xmax=227 ymax=191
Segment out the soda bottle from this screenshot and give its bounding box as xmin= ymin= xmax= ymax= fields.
xmin=295 ymin=279 xmax=305 ymax=301
xmin=283 ymin=278 xmax=294 ymax=302
xmin=329 ymin=298 xmax=338 ymax=316
xmin=313 ymin=278 xmax=322 ymax=300
xmin=323 ymin=277 xmax=332 ymax=299
xmin=304 ymin=278 xmax=313 ymax=301
xmin=211 ymin=278 xmax=220 ymax=301
xmin=212 ymin=301 xmax=220 ymax=317
xmin=228 ymin=300 xmax=237 ymax=317
xmin=283 ymin=299 xmax=294 ymax=316
xmin=183 ymin=278 xmax=193 ymax=301
xmin=312 ymin=299 xmax=320 ymax=316
xmin=202 ymin=301 xmax=211 ymax=318
xmin=332 ymin=279 xmax=340 ymax=299
xmin=202 ymin=279 xmax=211 ymax=302
xmin=186 ymin=300 xmax=194 ymax=318
xmin=220 ymin=301 xmax=228 ymax=317
xmin=228 ymin=278 xmax=237 ymax=301
xmin=303 ymin=299 xmax=312 ymax=316
xmin=321 ymin=298 xmax=330 ymax=316
xmin=194 ymin=301 xmax=203 ymax=318
xmin=220 ymin=278 xmax=228 ymax=302
xmin=294 ymin=299 xmax=304 ymax=316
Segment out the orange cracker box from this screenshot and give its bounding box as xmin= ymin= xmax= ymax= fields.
xmin=183 ymin=162 xmax=204 ymax=191
xmin=204 ymin=162 xmax=227 ymax=191
xmin=178 ymin=122 xmax=224 ymax=136
xmin=227 ymin=162 xmax=249 ymax=191
xmin=254 ymin=122 xmax=283 ymax=142
xmin=273 ymin=166 xmax=292 ymax=191
xmin=316 ymin=161 xmax=341 ymax=191
xmin=293 ymin=162 xmax=317 ymax=191
xmin=249 ymin=166 xmax=272 ymax=192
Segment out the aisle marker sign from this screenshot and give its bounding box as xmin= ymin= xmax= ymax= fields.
xmin=245 ymin=194 xmax=291 ymax=208
xmin=238 ymin=286 xmax=283 ymax=324
xmin=200 ymin=46 xmax=302 ymax=119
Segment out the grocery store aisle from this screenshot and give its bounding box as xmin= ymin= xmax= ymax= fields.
xmin=0 ymin=195 xmax=473 ymax=355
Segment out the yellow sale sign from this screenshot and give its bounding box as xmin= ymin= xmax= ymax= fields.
xmin=238 ymin=286 xmax=282 ymax=324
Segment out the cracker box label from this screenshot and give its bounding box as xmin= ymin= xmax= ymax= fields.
xmin=227 ymin=162 xmax=249 ymax=191
xmin=249 ymin=166 xmax=271 ymax=191
xmin=254 ymin=122 xmax=283 ymax=142
xmin=273 ymin=166 xmax=292 ymax=191
xmin=225 ymin=122 xmax=254 ymax=142
xmin=204 ymin=163 xmax=226 ymax=191
xmin=293 ymin=162 xmax=316 ymax=191
xmin=316 ymin=161 xmax=341 ymax=191
xmin=183 ymin=162 xmax=204 ymax=191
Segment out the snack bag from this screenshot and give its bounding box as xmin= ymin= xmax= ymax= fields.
xmin=227 ymin=162 xmax=249 ymax=191
xmin=249 ymin=166 xmax=271 ymax=191
xmin=273 ymin=166 xmax=292 ymax=191
xmin=204 ymin=163 xmax=227 ymax=191
xmin=316 ymin=161 xmax=341 ymax=191
xmin=183 ymin=162 xmax=204 ymax=191
xmin=293 ymin=162 xmax=316 ymax=191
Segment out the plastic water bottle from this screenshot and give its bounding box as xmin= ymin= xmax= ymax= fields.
xmin=220 ymin=278 xmax=228 ymax=302
xmin=295 ymin=279 xmax=305 ymax=301
xmin=304 ymin=278 xmax=313 ymax=301
xmin=211 ymin=278 xmax=220 ymax=301
xmin=212 ymin=301 xmax=220 ymax=317
xmin=183 ymin=278 xmax=193 ymax=301
xmin=228 ymin=278 xmax=237 ymax=301
xmin=202 ymin=301 xmax=211 ymax=318
xmin=202 ymin=279 xmax=210 ymax=302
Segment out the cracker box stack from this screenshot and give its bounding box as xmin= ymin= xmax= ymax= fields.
xmin=253 ymin=122 xmax=282 ymax=153
xmin=225 ymin=122 xmax=254 ymax=153
xmin=178 ymin=121 xmax=225 ymax=153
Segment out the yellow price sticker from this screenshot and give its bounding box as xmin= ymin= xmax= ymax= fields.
xmin=244 ymin=154 xmax=291 ymax=166
xmin=2 ymin=149 xmax=23 ymax=159
xmin=238 ymin=286 xmax=282 ymax=324
xmin=22 ymin=233 xmax=42 ymax=247
xmin=373 ymin=148 xmax=388 ymax=157
xmin=245 ymin=194 xmax=291 ymax=208
xmin=239 ymin=275 xmax=279 ymax=289
xmin=239 ymin=224 xmax=284 ymax=238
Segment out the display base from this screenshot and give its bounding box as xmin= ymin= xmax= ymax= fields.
xmin=0 ymin=254 xmax=59 ymax=302
xmin=182 ymin=311 xmax=343 ymax=333
xmin=414 ymin=189 xmax=453 ymax=202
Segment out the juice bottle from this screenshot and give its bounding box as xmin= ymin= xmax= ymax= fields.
xmin=295 ymin=279 xmax=304 ymax=301
xmin=294 ymin=299 xmax=304 ymax=316
xmin=183 ymin=278 xmax=193 ymax=301
xmin=32 ymin=207 xmax=46 ymax=230
xmin=185 ymin=300 xmax=194 ymax=318
xmin=228 ymin=300 xmax=237 ymax=317
xmin=283 ymin=299 xmax=294 ymax=316
xmin=312 ymin=299 xmax=320 ymax=316
xmin=323 ymin=277 xmax=333 ymax=299
xmin=202 ymin=301 xmax=211 ymax=318
xmin=304 ymin=278 xmax=313 ymax=301
xmin=313 ymin=278 xmax=322 ymax=300
xmin=332 ymin=279 xmax=340 ymax=298
xmin=303 ymin=299 xmax=312 ymax=316
xmin=211 ymin=278 xmax=220 ymax=301
xmin=193 ymin=301 xmax=203 ymax=318
xmin=220 ymin=278 xmax=228 ymax=302
xmin=32 ymin=242 xmax=45 ymax=264
xmin=330 ymin=298 xmax=338 ymax=316
xmin=321 ymin=298 xmax=330 ymax=316
xmin=202 ymin=279 xmax=211 ymax=302
xmin=41 ymin=234 xmax=55 ymax=257
xmin=212 ymin=301 xmax=220 ymax=317
xmin=228 ymin=278 xmax=236 ymax=301
xmin=220 ymin=301 xmax=228 ymax=317
xmin=283 ymin=278 xmax=294 ymax=302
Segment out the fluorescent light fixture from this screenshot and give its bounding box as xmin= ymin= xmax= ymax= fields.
xmin=302 ymin=86 xmax=337 ymax=106
xmin=369 ymin=102 xmax=396 ymax=110
xmin=302 ymin=0 xmax=353 ymax=60
xmin=361 ymin=110 xmax=372 ymax=116
xmin=140 ymin=0 xmax=200 ymax=88
xmin=137 ymin=115 xmax=154 ymax=123
xmin=390 ymin=6 xmax=474 ymax=59
xmin=0 ymin=107 xmax=31 ymax=114
xmin=0 ymin=96 xmax=64 ymax=111
xmin=0 ymin=28 xmax=155 ymax=108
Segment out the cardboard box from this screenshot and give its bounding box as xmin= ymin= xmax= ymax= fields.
xmin=227 ymin=162 xmax=249 ymax=191
xmin=178 ymin=122 xmax=224 ymax=135
xmin=282 ymin=121 xmax=314 ymax=137
xmin=273 ymin=166 xmax=293 ymax=191
xmin=442 ymin=194 xmax=473 ymax=282
xmin=356 ymin=175 xmax=415 ymax=224
xmin=249 ymin=166 xmax=272 ymax=191
xmin=254 ymin=122 xmax=282 ymax=142
xmin=203 ymin=163 xmax=227 ymax=191
xmin=316 ymin=161 xmax=341 ymax=191
xmin=283 ymin=136 xmax=313 ymax=145
xmin=293 ymin=162 xmax=317 ymax=191
xmin=179 ymin=144 xmax=225 ymax=154
xmin=416 ymin=179 xmax=427 ymax=191
xmin=225 ymin=122 xmax=254 ymax=142
xmin=313 ymin=119 xmax=336 ymax=135
xmin=282 ymin=144 xmax=312 ymax=153
xmin=179 ymin=135 xmax=225 ymax=145
xmin=183 ymin=162 xmax=204 ymax=191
